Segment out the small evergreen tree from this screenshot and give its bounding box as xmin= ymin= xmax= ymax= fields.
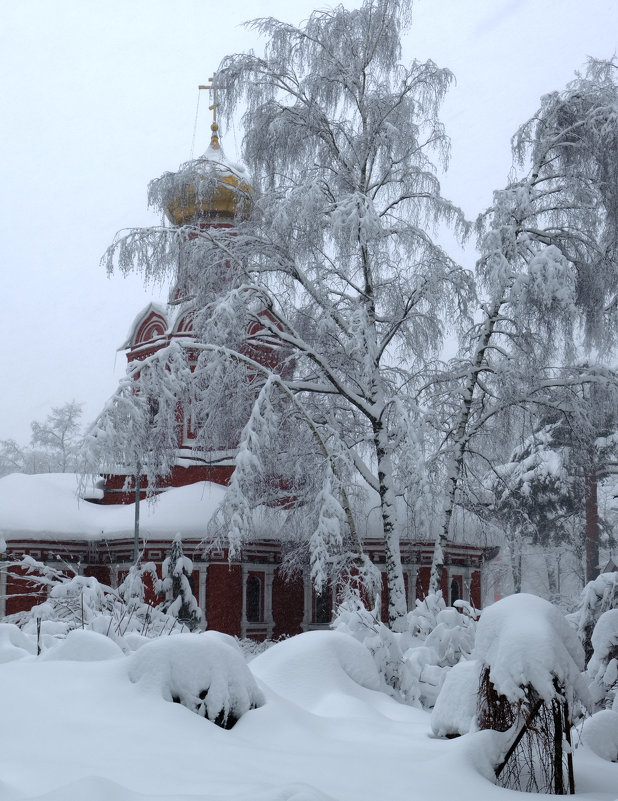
xmin=159 ymin=534 xmax=202 ymax=630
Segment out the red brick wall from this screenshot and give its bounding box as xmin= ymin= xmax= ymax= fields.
xmin=470 ymin=570 xmax=482 ymax=609
xmin=272 ymin=569 xmax=304 ymax=637
xmin=5 ymin=564 xmax=47 ymax=616
xmin=206 ymin=563 xmax=242 ymax=636
xmin=83 ymin=565 xmax=111 ymax=586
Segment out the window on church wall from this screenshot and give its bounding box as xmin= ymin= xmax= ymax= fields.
xmin=313 ymin=587 xmax=331 ymax=625
xmin=246 ymin=573 xmax=263 ymax=623
xmin=450 ymin=578 xmax=461 ymax=606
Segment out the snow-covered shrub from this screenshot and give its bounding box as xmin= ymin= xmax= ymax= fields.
xmin=157 ymin=533 xmax=201 ymax=630
xmin=581 ymin=709 xmax=618 ymax=762
xmin=431 ymin=659 xmax=481 ymax=738
xmin=401 ymin=646 xmax=446 ymax=708
xmin=474 ymin=593 xmax=589 ymax=794
xmin=8 ymin=556 xmax=188 ymax=648
xmin=332 ymin=599 xmax=408 ymax=699
xmin=587 ymin=608 xmax=618 ymax=711
xmin=127 ymin=631 xmax=265 ymax=728
xmin=568 ymin=571 xmax=618 ymax=662
xmin=475 ymin=594 xmax=588 ymax=706
xmin=235 ymin=636 xmax=280 ymax=662
xmin=423 ymin=606 xmax=476 ymax=668
xmin=332 ymin=592 xmax=476 ymax=708
xmin=404 ymin=591 xmax=446 ymax=639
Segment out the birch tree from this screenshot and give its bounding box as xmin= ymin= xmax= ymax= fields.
xmin=105 ymin=0 xmax=471 ymax=627
xmin=429 ymin=58 xmax=618 ymax=590
xmin=83 ymin=341 xmax=191 ymax=497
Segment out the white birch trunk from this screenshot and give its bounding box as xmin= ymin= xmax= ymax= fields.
xmin=373 ymin=418 xmax=408 ymax=628
xmin=430 ymin=299 xmax=504 ymax=593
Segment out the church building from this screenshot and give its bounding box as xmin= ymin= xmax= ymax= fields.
xmin=0 ymin=98 xmax=496 ymax=636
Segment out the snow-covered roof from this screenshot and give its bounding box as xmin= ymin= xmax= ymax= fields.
xmin=0 ymin=473 xmax=226 ymax=542
xmin=119 ymin=301 xmax=170 ymax=351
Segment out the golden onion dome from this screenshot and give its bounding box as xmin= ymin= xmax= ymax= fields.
xmin=164 ymin=123 xmax=252 ymax=226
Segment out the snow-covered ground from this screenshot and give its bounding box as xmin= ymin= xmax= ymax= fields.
xmin=1 ymin=627 xmax=617 ymax=801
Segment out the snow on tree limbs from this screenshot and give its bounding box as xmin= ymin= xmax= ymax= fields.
xmin=428 ymin=58 xmax=618 ymax=591
xmin=100 ymin=0 xmax=471 ymax=627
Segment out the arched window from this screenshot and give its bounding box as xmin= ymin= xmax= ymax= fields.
xmin=450 ymin=578 xmax=461 ymax=606
xmin=246 ymin=574 xmax=263 ymax=623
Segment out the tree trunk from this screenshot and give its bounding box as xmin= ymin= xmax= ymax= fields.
xmin=430 ymin=300 xmax=504 ymax=593
xmin=510 ymin=532 xmax=523 ymax=594
xmin=585 ymin=453 xmax=599 ymax=582
xmin=133 ymin=462 xmax=141 ymax=565
xmin=373 ymin=419 xmax=407 ymax=629
xmin=545 ymin=551 xmax=560 ymax=606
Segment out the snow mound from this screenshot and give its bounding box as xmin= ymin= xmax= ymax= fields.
xmin=473 ymin=593 xmax=588 ymax=705
xmin=0 ymin=623 xmax=36 ymax=663
xmin=582 ymin=710 xmax=618 ymax=762
xmin=39 ymin=629 xmax=124 ymax=662
xmin=431 ymin=659 xmax=480 ymax=738
xmin=127 ymin=631 xmax=264 ymax=728
xmin=250 ymin=630 xmax=385 ymax=716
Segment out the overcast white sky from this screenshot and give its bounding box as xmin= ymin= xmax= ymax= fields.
xmin=1 ymin=0 xmax=616 ymax=443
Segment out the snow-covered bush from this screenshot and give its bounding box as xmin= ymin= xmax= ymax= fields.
xmin=235 ymin=636 xmax=280 ymax=662
xmin=423 ymin=605 xmax=476 ymax=668
xmin=127 ymin=631 xmax=264 ymax=728
xmin=475 ymin=594 xmax=588 ymax=706
xmin=332 ymin=598 xmax=409 ymax=700
xmin=581 ymin=709 xmax=618 ymax=762
xmin=402 ymin=602 xmax=476 ymax=708
xmin=568 ymin=572 xmax=618 ymax=662
xmin=431 ymin=659 xmax=481 ymax=738
xmin=8 ymin=556 xmax=188 ymax=648
xmin=474 ymin=593 xmax=589 ymax=794
xmin=587 ymin=608 xmax=618 ymax=711
xmin=332 ymin=592 xmax=476 ymax=708
xmin=403 ymin=591 xmax=447 ymax=639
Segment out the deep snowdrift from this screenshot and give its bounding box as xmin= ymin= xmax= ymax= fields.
xmin=0 ymin=627 xmax=617 ymax=801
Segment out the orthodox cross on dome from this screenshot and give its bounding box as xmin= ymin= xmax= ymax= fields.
xmin=199 ymin=76 xmax=221 ymax=150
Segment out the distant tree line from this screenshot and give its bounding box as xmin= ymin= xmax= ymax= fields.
xmin=0 ymin=401 xmax=83 ymax=477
